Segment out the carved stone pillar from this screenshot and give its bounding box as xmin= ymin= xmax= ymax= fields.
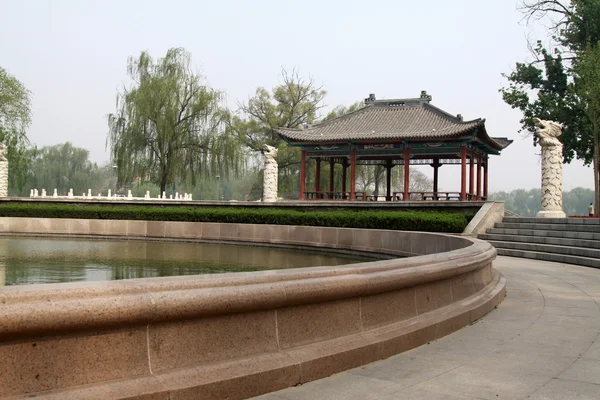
xmin=261 ymin=144 xmax=278 ymax=203
xmin=534 ymin=118 xmax=566 ymax=218
xmin=0 ymin=161 xmax=7 ymax=198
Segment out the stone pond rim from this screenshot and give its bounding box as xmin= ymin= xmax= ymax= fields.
xmin=0 ymin=218 xmax=504 ymax=399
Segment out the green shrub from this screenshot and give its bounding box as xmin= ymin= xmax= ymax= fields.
xmin=0 ymin=203 xmax=468 ymax=233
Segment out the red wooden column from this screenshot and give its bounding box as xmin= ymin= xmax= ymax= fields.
xmin=403 ymin=147 xmax=410 ymax=201
xmin=315 ymin=158 xmax=321 ymax=196
xmin=385 ymin=162 xmax=392 ymax=201
xmin=476 ymin=154 xmax=482 ymax=200
xmin=350 ymin=149 xmax=356 ymax=200
xmin=460 ymin=146 xmax=467 ymax=201
xmin=483 ymin=157 xmax=489 ymax=200
xmin=341 ymin=158 xmax=347 ymax=196
xmin=469 ymin=149 xmax=474 ymax=200
xmin=299 ymin=150 xmax=306 ymax=200
xmin=329 ymin=159 xmax=335 ymax=196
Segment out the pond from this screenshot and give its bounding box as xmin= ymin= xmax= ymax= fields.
xmin=0 ymin=236 xmax=376 ymax=286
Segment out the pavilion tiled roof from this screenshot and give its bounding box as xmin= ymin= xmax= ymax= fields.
xmin=277 ymin=92 xmax=511 ymax=150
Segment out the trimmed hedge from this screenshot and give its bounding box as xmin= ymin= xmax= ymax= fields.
xmin=0 ymin=203 xmax=469 ymax=233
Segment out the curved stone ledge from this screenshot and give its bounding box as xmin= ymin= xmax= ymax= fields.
xmin=0 ymin=218 xmax=504 ymax=399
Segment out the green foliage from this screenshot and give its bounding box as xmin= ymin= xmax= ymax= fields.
xmin=575 ymin=41 xmax=600 ymax=214
xmin=231 ymin=69 xmax=326 ymax=152
xmin=24 ymin=142 xmax=104 ymax=196
xmin=563 ymin=187 xmax=596 ymax=215
xmin=577 ymin=43 xmax=600 ymax=116
xmin=490 ymin=188 xmax=542 ymax=217
xmin=107 ymin=48 xmax=244 ymax=193
xmin=500 ymin=42 xmax=587 ymax=163
xmin=490 ymin=186 xmax=594 ymax=216
xmin=228 ymin=69 xmax=327 ymax=197
xmin=0 ymin=66 xmax=33 ymax=192
xmin=130 ymin=182 xmax=161 ymax=198
xmin=0 ymin=66 xmax=31 ymax=134
xmin=559 ymin=0 xmax=600 ymax=52
xmin=502 ymin=1 xmax=600 ymax=164
xmin=0 ymin=203 xmax=469 ymax=233
xmin=503 ymin=1 xmax=600 ymax=215
xmin=323 ymin=101 xmax=364 ymax=121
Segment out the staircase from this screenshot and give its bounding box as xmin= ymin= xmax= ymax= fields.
xmin=479 ymin=217 xmax=600 ymax=268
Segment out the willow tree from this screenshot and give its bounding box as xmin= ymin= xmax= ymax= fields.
xmin=27 ymin=142 xmax=103 ymax=195
xmin=108 ymin=48 xmax=240 ymax=193
xmin=0 ymin=66 xmax=33 ymax=191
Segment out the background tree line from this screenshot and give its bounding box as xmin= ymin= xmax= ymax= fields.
xmin=490 ymin=187 xmax=594 ymax=216
xmin=2 ymin=1 xmax=599 ymax=202
xmin=8 ymin=48 xmax=432 ymax=199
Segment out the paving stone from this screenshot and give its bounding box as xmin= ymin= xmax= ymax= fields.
xmin=526 ymin=378 xmax=600 ymax=400
xmin=416 ymin=365 xmax=551 ymax=400
xmin=558 ymin=358 xmax=600 ymax=385
xmin=464 ymin=351 xmax=576 ymax=378
xmin=252 ymin=394 xmax=287 ymax=400
xmin=406 ymin=336 xmax=505 ymax=364
xmin=542 ymin=306 xmax=600 ymax=318
xmin=582 ymin=340 xmax=600 ymax=361
xmin=378 ymin=387 xmax=486 ymax=400
xmin=535 ymin=313 xmax=600 ymax=329
xmin=349 ymin=355 xmax=460 ymax=386
xmin=274 ymin=373 xmax=404 ymax=400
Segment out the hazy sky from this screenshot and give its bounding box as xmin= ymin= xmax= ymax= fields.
xmin=0 ymin=0 xmax=593 ymax=192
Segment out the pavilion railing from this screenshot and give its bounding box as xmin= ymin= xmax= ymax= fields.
xmin=302 ymin=191 xmax=367 ymax=200
xmin=302 ymin=191 xmax=486 ymax=201
xmin=392 ymin=192 xmax=484 ymax=201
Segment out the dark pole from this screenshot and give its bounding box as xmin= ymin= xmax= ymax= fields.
xmin=300 ymin=150 xmax=306 ymax=200
xmin=386 ymin=162 xmax=392 ymax=201
xmin=350 ymin=149 xmax=356 ymax=200
xmin=477 ymin=154 xmax=482 ymax=200
xmin=315 ymin=158 xmax=321 ymax=196
xmin=432 ymin=157 xmax=439 ymax=198
xmin=469 ymin=149 xmax=474 ymax=200
xmin=403 ymin=147 xmax=410 ymax=201
xmin=342 ymin=158 xmax=347 ymax=197
xmin=329 ymin=159 xmax=335 ymax=196
xmin=484 ymin=157 xmax=489 ymax=200
xmin=461 ymin=146 xmax=467 ymax=201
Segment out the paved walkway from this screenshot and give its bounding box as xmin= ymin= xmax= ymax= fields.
xmin=253 ymin=256 xmax=600 ymax=400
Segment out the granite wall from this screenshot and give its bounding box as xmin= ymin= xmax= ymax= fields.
xmin=0 ymin=218 xmax=505 ymax=400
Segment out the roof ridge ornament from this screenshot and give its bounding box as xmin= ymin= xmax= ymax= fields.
xmin=420 ymin=90 xmax=432 ymax=102
xmin=364 ymin=93 xmax=376 ymax=105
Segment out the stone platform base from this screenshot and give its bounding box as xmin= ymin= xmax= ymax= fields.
xmin=536 ymin=210 xmax=566 ymax=218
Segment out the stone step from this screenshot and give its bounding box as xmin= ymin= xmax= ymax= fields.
xmin=486 ymin=228 xmax=600 ymax=241
xmin=488 ymin=240 xmax=600 ymax=259
xmin=496 ymin=248 xmax=600 ymax=269
xmin=494 ymin=222 xmax=600 ymax=233
xmin=503 ymin=217 xmax=600 ymax=225
xmin=479 ymin=233 xmax=600 ymax=250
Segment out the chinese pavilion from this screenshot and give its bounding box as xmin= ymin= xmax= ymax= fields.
xmin=277 ymin=91 xmax=512 ymax=201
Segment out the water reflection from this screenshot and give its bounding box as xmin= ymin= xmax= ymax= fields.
xmin=0 ymin=237 xmax=374 ymax=286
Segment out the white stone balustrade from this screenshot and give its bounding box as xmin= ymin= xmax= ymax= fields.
xmin=28 ymin=188 xmax=194 ymax=201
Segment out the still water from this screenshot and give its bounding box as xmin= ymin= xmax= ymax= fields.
xmin=0 ymin=237 xmax=375 ymax=286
